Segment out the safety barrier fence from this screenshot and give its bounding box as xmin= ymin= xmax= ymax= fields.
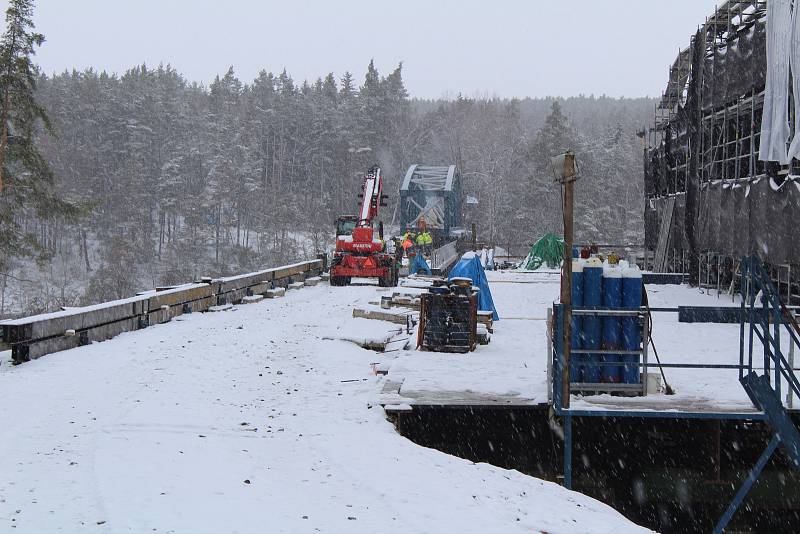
xmin=0 ymin=259 xmax=323 ymax=364
xmin=430 ymin=240 xmax=459 ymax=273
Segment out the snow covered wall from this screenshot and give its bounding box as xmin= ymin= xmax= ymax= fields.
xmin=0 ymin=259 xmax=323 ymax=363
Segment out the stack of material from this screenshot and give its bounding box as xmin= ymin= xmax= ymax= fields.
xmin=391 ymin=294 xmax=421 ymax=310
xmin=417 ymin=279 xmax=477 ymax=353
xmin=477 ymin=310 xmax=494 ymax=333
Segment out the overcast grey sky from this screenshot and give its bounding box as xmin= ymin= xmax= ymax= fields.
xmin=22 ymin=0 xmax=718 ymax=99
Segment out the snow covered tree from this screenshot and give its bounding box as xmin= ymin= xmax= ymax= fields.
xmin=0 ymin=0 xmax=76 ymax=272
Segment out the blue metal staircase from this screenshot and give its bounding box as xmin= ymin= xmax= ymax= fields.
xmin=714 ymin=256 xmax=800 ymax=533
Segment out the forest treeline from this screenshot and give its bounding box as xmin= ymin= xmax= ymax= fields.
xmin=3 ymin=60 xmax=654 ymax=314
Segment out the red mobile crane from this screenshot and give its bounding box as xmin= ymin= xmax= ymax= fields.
xmin=330 ymin=165 xmax=398 ymax=287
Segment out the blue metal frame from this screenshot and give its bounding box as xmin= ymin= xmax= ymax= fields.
xmin=551 ymin=256 xmax=800 ymax=531
xmin=712 ymin=435 xmax=780 ymax=534
xmin=563 ymin=409 xmax=765 ymax=421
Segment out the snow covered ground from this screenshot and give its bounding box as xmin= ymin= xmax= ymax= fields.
xmin=384 ymin=269 xmax=796 ymax=412
xmin=385 ymin=271 xmax=556 ymax=405
xmin=0 ymin=282 xmax=650 ymax=533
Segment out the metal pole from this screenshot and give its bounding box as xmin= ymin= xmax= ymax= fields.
xmin=563 ymin=413 xmax=573 ymax=489
xmin=788 ymin=315 xmax=795 ymax=410
xmin=555 ymin=151 xmax=577 ymax=490
xmin=547 ymin=307 xmax=554 ymax=405
xmin=642 ymin=312 xmax=650 ymax=396
xmin=561 ymin=173 xmax=574 ymax=489
xmin=471 ymin=223 xmax=477 ymax=252
xmin=561 ymin=159 xmax=575 ymax=411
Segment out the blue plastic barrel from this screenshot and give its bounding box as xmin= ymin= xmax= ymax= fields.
xmin=601 ymin=265 xmax=622 ymax=383
xmin=622 ymin=266 xmax=643 ymax=384
xmin=582 ymin=258 xmax=603 ymax=384
xmin=570 ymin=260 xmax=584 ymax=383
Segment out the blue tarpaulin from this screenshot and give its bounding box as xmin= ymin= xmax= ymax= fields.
xmin=448 ymin=253 xmax=499 ymax=320
xmin=409 ymin=254 xmax=431 ymax=275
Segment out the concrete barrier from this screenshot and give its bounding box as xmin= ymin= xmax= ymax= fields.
xmin=0 ymin=259 xmax=322 ymax=364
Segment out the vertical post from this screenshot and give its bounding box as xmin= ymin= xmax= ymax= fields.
xmin=547 ymin=307 xmax=554 ymax=404
xmin=773 ymin=300 xmax=781 ymax=399
xmin=764 ymin=292 xmax=770 ymax=382
xmin=553 ymin=304 xmax=564 ymax=410
xmin=740 ymin=259 xmax=747 ymax=380
xmin=788 ymin=313 xmax=796 ymax=410
xmin=553 ymin=151 xmax=578 ymax=490
xmin=561 ymin=155 xmax=575 ymax=411
xmin=563 ymin=412 xmax=573 ymax=489
xmin=471 ymin=223 xmax=477 ymax=252
xmin=642 ymin=312 xmax=650 ymax=396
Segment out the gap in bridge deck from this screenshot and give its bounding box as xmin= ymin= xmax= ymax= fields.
xmin=389 ymin=406 xmax=800 ymax=534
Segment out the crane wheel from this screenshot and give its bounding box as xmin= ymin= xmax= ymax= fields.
xmin=330 ymin=275 xmax=349 ymax=286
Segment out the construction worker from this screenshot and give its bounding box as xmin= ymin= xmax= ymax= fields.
xmin=416 ymin=229 xmax=432 ymax=255
xmin=401 ymin=234 xmax=414 ymax=259
xmin=403 ymin=229 xmax=416 ymax=251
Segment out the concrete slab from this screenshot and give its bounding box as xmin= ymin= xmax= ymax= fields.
xmin=265 ymin=288 xmax=286 ymax=299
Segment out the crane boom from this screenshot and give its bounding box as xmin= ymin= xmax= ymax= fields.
xmin=358 ymin=166 xmax=382 ymax=225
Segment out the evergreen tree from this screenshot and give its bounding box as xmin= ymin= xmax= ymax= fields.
xmin=0 ymin=53 xmax=652 ymax=312
xmin=0 ymin=0 xmax=75 ymax=272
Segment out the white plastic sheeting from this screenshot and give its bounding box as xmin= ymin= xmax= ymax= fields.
xmin=789 ymin=2 xmax=800 ymax=160
xmin=759 ymin=0 xmax=791 ymax=164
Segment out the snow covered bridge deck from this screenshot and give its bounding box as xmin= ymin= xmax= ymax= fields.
xmin=0 ymin=274 xmax=648 ymax=533
xmin=378 ymin=270 xmax=778 ymax=416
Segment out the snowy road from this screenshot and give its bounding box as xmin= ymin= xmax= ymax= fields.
xmin=0 ymin=282 xmax=649 ymax=533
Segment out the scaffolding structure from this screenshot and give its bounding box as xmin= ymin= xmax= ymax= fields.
xmin=644 ymin=0 xmax=799 ymax=304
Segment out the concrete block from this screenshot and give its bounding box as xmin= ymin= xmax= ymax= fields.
xmin=242 ymin=295 xmax=264 ymax=304
xmin=288 ymin=281 xmax=305 ymax=290
xmin=249 ymin=282 xmax=271 ymax=295
xmin=265 ymin=288 xmax=286 ymax=299
xmin=305 ymin=277 xmax=321 ymax=287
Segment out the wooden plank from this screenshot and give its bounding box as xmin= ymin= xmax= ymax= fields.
xmin=352 ymin=307 xmax=414 ymax=325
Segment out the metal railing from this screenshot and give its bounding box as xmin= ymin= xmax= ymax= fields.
xmin=739 ymin=255 xmax=800 ymax=402
xmin=430 ymin=240 xmax=459 ymax=272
